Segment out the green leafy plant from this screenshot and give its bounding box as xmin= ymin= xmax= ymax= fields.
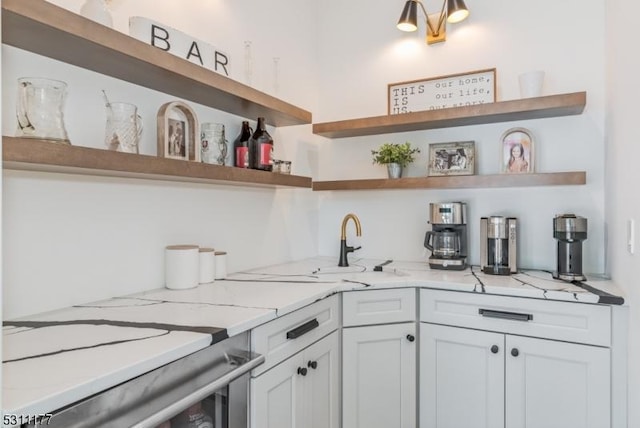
xmin=371 ymin=142 xmax=420 ymax=168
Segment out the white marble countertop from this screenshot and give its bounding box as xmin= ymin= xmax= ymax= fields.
xmin=2 ymin=256 xmax=625 ymax=418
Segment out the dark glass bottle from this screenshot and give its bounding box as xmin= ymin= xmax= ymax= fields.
xmin=249 ymin=117 xmax=273 ymax=171
xmin=233 ymin=121 xmax=253 ymax=168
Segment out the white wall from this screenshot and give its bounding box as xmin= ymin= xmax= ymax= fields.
xmin=2 ymin=0 xmax=636 ymax=422
xmin=2 ymin=0 xmax=321 ymax=319
xmin=315 ymin=0 xmax=607 ymax=272
xmin=606 ymin=0 xmax=640 ymax=425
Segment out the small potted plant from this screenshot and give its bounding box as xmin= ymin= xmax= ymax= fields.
xmin=371 ymin=142 xmax=420 ymax=178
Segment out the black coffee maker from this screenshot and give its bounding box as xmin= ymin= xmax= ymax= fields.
xmin=424 ymin=202 xmax=468 ymax=270
xmin=553 ymin=214 xmax=588 ymax=281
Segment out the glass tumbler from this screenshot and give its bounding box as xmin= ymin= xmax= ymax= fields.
xmin=105 ymin=102 xmax=143 ymax=153
xmin=201 ymin=123 xmax=228 ymax=165
xmin=16 ymin=77 xmax=70 ymax=143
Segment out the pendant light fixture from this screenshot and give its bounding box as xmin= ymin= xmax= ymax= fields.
xmin=397 ymin=0 xmax=470 ymax=45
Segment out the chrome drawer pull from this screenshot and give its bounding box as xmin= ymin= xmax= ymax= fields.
xmin=478 ymin=309 xmax=533 ymax=322
xmin=286 ymin=318 xmax=320 ymax=339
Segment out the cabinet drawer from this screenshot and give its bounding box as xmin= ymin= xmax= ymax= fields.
xmin=251 ymin=294 xmax=340 ymax=376
xmin=343 ymin=288 xmax=416 ymax=327
xmin=420 ymin=289 xmax=611 ymax=347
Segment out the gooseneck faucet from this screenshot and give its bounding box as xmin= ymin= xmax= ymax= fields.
xmin=339 ymin=213 xmax=362 ymax=267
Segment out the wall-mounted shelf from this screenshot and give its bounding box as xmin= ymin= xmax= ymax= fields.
xmin=312 ymin=92 xmax=586 ymax=138
xmin=3 ymin=138 xmax=312 ymax=189
xmin=1 ymin=0 xmax=311 ymax=127
xmin=312 ymin=172 xmax=586 ymax=191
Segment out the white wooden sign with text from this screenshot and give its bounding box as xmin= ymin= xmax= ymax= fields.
xmin=129 ymin=17 xmax=231 ymax=77
xmin=388 ymin=68 xmax=496 ymax=114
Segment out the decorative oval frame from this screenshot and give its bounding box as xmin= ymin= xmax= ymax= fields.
xmin=157 ymin=101 xmax=200 ymax=162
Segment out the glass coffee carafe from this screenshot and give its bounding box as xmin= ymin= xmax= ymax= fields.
xmin=425 ymin=229 xmax=461 ymax=258
xmin=16 ymin=77 xmax=70 ymax=143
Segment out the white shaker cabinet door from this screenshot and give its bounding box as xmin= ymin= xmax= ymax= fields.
xmin=342 ymin=322 xmax=417 ymax=428
xmin=505 ymin=335 xmax=611 ymax=428
xmin=420 ymin=323 xmax=505 ymax=428
xmin=250 ymin=352 xmax=302 ymax=428
xmin=251 ymin=331 xmax=340 ymax=428
xmin=304 ymin=331 xmax=340 ymax=428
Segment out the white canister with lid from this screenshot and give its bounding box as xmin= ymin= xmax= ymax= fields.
xmin=215 ymin=251 xmax=227 ymax=279
xmin=199 ymin=247 xmax=216 ymax=284
xmin=165 ymin=245 xmax=199 ymax=290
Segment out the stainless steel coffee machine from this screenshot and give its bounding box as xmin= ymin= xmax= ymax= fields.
xmin=424 ymin=202 xmax=468 ymax=270
xmin=553 ymin=214 xmax=588 ymax=281
xmin=480 ymin=216 xmax=518 ymax=275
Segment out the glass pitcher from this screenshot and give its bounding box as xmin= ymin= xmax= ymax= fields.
xmin=16 ymin=77 xmax=70 ymax=143
xmin=105 ymin=102 xmax=144 ymax=154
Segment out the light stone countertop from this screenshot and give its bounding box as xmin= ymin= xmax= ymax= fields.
xmin=2 ymin=256 xmax=624 ymax=418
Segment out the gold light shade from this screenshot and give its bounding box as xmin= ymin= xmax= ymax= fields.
xmin=397 ymin=0 xmax=418 ymax=32
xmin=447 ymin=0 xmax=469 ymax=23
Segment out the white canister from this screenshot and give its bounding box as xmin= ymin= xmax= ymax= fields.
xmin=518 ymin=70 xmax=545 ymax=98
xmin=199 ymin=247 xmax=216 ymax=284
xmin=215 ymin=251 xmax=227 ymax=279
xmin=165 ymin=245 xmax=199 ymax=290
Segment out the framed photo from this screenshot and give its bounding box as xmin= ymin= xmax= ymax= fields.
xmin=157 ymin=101 xmax=200 ymax=161
xmin=388 ymin=68 xmax=496 ymax=115
xmin=501 ymin=127 xmax=534 ymax=174
xmin=427 ymin=141 xmax=475 ymax=176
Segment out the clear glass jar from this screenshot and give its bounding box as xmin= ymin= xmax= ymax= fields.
xmin=281 ymin=160 xmax=292 ymax=174
xmin=201 ymin=123 xmax=228 ymax=165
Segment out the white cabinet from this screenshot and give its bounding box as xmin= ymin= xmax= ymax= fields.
xmin=420 ymin=324 xmax=504 ymax=428
xmin=342 ymin=288 xmax=416 ymax=327
xmin=251 ymin=331 xmax=339 ymax=428
xmin=305 ymin=332 xmax=340 ymax=428
xmin=420 ymin=289 xmax=612 ymax=428
xmin=342 ymin=289 xmax=417 ymax=428
xmin=251 ymin=346 xmax=300 ymax=428
xmin=505 ymin=335 xmax=610 ymax=428
xmin=342 ymin=322 xmax=417 ymax=428
xmin=250 ymin=296 xmax=340 ymax=428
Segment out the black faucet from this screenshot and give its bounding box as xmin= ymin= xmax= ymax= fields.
xmin=338 ymin=213 xmax=362 ymax=267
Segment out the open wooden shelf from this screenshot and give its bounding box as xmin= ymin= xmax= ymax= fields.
xmin=312 ymin=172 xmax=586 ymax=191
xmin=312 ymin=92 xmax=586 ymax=138
xmin=1 ymin=0 xmax=311 ymax=127
xmin=2 ymin=137 xmax=312 ymax=189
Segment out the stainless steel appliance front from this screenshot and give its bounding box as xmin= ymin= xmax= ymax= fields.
xmin=480 ymin=216 xmax=518 ymax=275
xmin=30 ymin=332 xmax=263 ymax=428
xmin=425 ymin=202 xmax=468 ymax=270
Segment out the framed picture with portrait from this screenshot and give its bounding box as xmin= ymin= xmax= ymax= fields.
xmin=427 ymin=141 xmax=475 ymax=176
xmin=501 ymin=127 xmax=534 ymax=174
xmin=157 ymin=101 xmax=200 ymax=161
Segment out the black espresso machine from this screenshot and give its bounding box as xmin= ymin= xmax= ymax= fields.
xmin=424 ymin=202 xmax=468 ymax=270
